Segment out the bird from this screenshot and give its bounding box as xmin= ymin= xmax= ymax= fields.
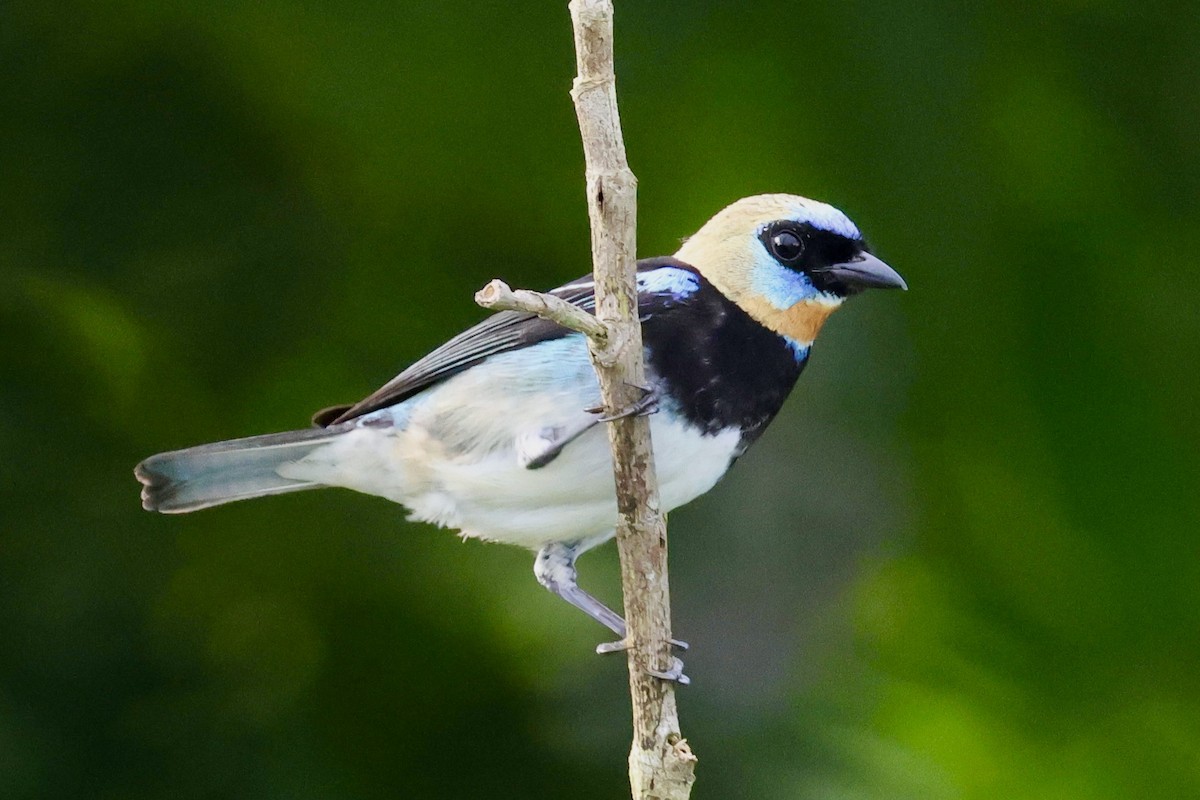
xmin=135 ymin=193 xmax=906 ymax=682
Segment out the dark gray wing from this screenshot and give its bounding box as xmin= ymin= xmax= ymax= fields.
xmin=314 ymin=258 xmax=702 ymax=426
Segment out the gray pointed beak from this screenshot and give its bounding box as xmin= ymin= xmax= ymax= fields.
xmin=825 ymin=253 xmax=908 ymax=291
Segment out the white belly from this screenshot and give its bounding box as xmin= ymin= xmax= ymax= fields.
xmin=277 ymin=337 xmax=742 ymax=549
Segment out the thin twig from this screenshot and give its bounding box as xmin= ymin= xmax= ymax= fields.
xmin=473 ymin=2 xmax=695 ymax=796
xmin=568 ymin=1 xmax=697 ymax=798
xmin=474 ymin=279 xmax=609 ymax=341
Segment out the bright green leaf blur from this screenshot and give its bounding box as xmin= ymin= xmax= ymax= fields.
xmin=2 ymin=2 xmax=1197 ymax=798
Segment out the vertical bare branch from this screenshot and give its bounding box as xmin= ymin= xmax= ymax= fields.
xmin=474 ymin=2 xmax=696 ymax=794
xmin=568 ymin=1 xmax=697 ymax=797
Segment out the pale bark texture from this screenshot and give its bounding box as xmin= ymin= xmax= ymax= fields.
xmin=473 ymin=1 xmax=697 ymax=797
xmin=475 ymin=278 xmax=609 ymax=341
xmin=566 ymin=3 xmax=696 ymax=798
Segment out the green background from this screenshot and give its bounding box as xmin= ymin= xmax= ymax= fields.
xmin=3 ymin=1 xmax=1198 ymax=797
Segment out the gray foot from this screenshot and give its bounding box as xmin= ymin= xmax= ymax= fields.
xmin=647 ymin=657 xmax=691 ymax=685
xmin=596 ymin=637 xmax=689 ymax=653
xmin=595 ymin=637 xmax=691 ymax=684
xmin=584 ymin=383 xmax=660 ymax=422
xmin=534 ymin=542 xmax=627 ymax=637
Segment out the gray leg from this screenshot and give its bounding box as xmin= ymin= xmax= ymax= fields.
xmin=534 ymin=542 xmax=690 ymax=684
xmin=534 ymin=541 xmax=627 ymax=637
xmin=517 ymin=385 xmax=661 ymax=471
xmin=516 ymin=417 xmax=603 ymax=470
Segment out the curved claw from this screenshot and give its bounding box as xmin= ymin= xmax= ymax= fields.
xmin=595 ymin=637 xmax=689 ymax=655
xmin=646 ymin=656 xmax=690 ymax=685
xmin=584 ymin=383 xmax=660 ymax=422
xmin=594 ymin=642 xmax=691 ymax=685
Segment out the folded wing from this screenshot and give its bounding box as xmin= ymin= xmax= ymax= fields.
xmin=314 ymin=257 xmax=702 ymax=426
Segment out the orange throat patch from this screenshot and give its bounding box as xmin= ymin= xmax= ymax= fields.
xmin=738 ymin=295 xmax=841 ymax=345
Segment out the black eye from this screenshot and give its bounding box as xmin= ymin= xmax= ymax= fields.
xmin=770 ymin=230 xmax=804 ymax=262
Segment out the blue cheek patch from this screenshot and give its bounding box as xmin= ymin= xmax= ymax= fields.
xmin=749 ymin=247 xmax=819 ymax=310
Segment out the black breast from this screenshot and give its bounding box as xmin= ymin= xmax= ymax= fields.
xmin=642 ymin=264 xmax=807 ymax=449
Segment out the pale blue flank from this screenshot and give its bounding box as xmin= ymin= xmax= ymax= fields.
xmin=481 ymin=333 xmax=598 ymax=394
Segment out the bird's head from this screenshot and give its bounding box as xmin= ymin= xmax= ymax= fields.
xmin=675 ymin=194 xmax=905 ymax=347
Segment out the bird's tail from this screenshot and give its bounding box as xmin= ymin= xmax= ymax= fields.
xmin=135 ymin=427 xmax=347 ymax=514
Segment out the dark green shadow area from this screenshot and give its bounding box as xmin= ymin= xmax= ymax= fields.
xmin=2 ymin=2 xmax=1198 ymax=798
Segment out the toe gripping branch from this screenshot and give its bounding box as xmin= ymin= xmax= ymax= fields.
xmin=597 ymin=638 xmax=691 ymax=685
xmin=585 ymin=382 xmax=659 ymax=422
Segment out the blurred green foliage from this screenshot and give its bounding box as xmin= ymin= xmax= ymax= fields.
xmin=2 ymin=1 xmax=1198 ymax=797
